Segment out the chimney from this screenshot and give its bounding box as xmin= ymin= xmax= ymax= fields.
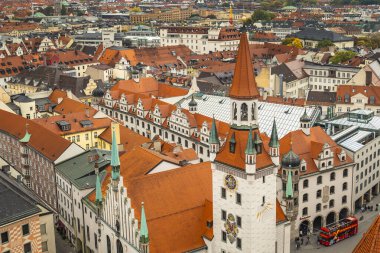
xmin=173 ymin=144 xmax=182 ymax=154
xmin=279 ymin=74 xmax=284 ymax=97
xmin=85 ymin=107 xmax=90 ymax=118
xmin=153 ymin=140 xmax=162 ymax=152
xmin=263 ymin=90 xmax=268 ymax=100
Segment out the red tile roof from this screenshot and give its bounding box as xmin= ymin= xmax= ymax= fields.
xmin=353 ymin=215 xmax=380 ymax=253
xmin=229 ymin=33 xmax=260 ymax=99
xmin=0 ymin=109 xmax=72 ymax=161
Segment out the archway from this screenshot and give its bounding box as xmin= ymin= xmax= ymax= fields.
xmin=116 ymin=239 xmax=123 ymax=253
xmin=339 ymin=208 xmax=349 ymax=220
xmin=326 ymin=212 xmax=336 ymax=225
xmin=299 ymin=220 xmax=310 ymax=236
xmin=313 ymin=216 xmax=323 ymax=232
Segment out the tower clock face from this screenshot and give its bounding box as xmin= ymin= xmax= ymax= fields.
xmin=225 ymin=175 xmax=237 ymax=190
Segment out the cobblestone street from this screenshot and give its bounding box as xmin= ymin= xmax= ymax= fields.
xmin=55 ymin=229 xmax=76 ymax=253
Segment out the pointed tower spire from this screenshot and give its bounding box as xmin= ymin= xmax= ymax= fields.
xmin=140 ymin=202 xmax=149 ymax=253
xmin=209 ymin=116 xmax=219 ymax=145
xmin=111 ymin=127 xmax=120 ymax=190
xmin=95 ymin=173 xmax=102 ymax=205
xmin=286 ymin=171 xmax=293 ymax=198
xmin=269 ymin=118 xmax=280 ymax=166
xmin=269 ymin=119 xmax=279 ymax=148
xmin=229 ymin=0 xmax=233 ymax=25
xmin=245 ymin=127 xmax=256 ymax=174
xmin=229 ymin=32 xmax=260 ymax=99
xmin=245 ymin=127 xmax=256 ymax=155
xmin=209 ymin=116 xmax=220 ymax=161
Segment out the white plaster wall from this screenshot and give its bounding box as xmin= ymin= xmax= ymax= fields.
xmin=212 ymin=163 xmax=277 ymax=253
xmin=55 ymin=144 xmax=84 ymax=164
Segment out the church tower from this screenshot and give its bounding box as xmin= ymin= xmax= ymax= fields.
xmin=229 ymin=32 xmax=260 ymax=130
xmin=211 ymin=33 xmax=277 ymax=253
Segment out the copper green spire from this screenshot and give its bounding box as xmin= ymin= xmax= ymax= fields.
xmin=245 ymin=127 xmax=256 ymax=155
xmin=111 ymin=127 xmax=120 ymax=181
xmin=20 ymin=123 xmax=31 ymax=143
xmin=140 ymin=202 xmax=149 ymax=244
xmin=95 ymin=173 xmax=102 ymax=205
xmin=286 ymin=171 xmax=293 ymax=198
xmin=269 ymin=118 xmax=279 ymax=148
xmin=209 ymin=116 xmax=219 ymax=145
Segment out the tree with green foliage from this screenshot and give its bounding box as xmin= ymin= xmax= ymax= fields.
xmin=317 ymin=39 xmax=334 ymax=49
xmin=356 ymin=33 xmax=380 ymax=49
xmin=61 ymin=5 xmax=67 ymax=15
xmin=330 ymin=51 xmax=357 ymax=64
xmin=250 ymin=9 xmax=276 ymax=23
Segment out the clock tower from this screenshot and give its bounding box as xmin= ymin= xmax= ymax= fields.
xmin=211 ymin=33 xmax=278 ymax=253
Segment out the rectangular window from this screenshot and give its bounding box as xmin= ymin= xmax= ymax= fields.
xmin=236 ymin=193 xmax=242 ymax=205
xmin=94 ymin=233 xmax=98 ymax=249
xmin=221 ymin=210 xmax=226 ymax=221
xmin=237 ymin=216 xmax=242 ymax=228
xmin=237 ymin=238 xmax=242 ymax=250
xmin=22 ymin=224 xmax=30 ymax=236
xmin=221 ymin=187 xmax=226 ymax=199
xmin=42 ymin=241 xmax=48 ymax=252
xmin=222 ymin=231 xmax=227 ymax=242
xmin=87 ymin=226 xmax=90 ymax=241
xmin=24 ymin=242 xmax=32 ymax=253
xmin=77 ymin=218 xmax=81 ymax=233
xmin=1 ymin=231 xmax=9 ymax=244
xmin=40 ymin=224 xmax=46 ymax=234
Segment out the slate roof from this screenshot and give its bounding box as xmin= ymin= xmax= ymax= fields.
xmin=291 ymin=28 xmax=353 ymax=42
xmin=0 ymin=175 xmax=41 ymax=226
xmin=307 ymin=91 xmax=336 ymax=103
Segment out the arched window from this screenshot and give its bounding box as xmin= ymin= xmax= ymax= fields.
xmin=303 ymin=179 xmax=309 ymax=189
xmin=343 ymin=169 xmax=348 ymax=177
xmin=251 ymin=103 xmax=255 ymax=120
xmin=330 ymin=172 xmax=336 ymax=181
xmin=342 ymin=195 xmax=347 ymax=204
xmin=302 ymin=207 xmax=308 ymax=216
xmin=316 ymin=190 xmax=322 ymax=198
xmin=117 ymin=239 xmax=123 ymax=253
xmin=316 ymin=203 xmax=321 ymax=212
xmin=342 ymin=182 xmax=348 ymax=191
xmin=330 ymin=186 xmax=335 ymax=194
xmin=329 ymin=199 xmax=335 ymax=208
xmin=241 ymin=103 xmax=248 ymax=121
xmin=317 ymin=176 xmax=322 ymax=185
xmin=233 ymin=102 xmax=237 ymax=120
xmin=107 ymin=236 xmax=111 ymax=253
xmin=303 ymin=193 xmax=308 ymax=203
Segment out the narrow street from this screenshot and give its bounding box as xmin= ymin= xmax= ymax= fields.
xmin=55 ymin=229 xmax=76 ymax=253
xmin=292 ymin=195 xmax=380 ymax=253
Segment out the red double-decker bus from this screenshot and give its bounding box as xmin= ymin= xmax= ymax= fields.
xmin=318 ymin=216 xmax=358 ymax=246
